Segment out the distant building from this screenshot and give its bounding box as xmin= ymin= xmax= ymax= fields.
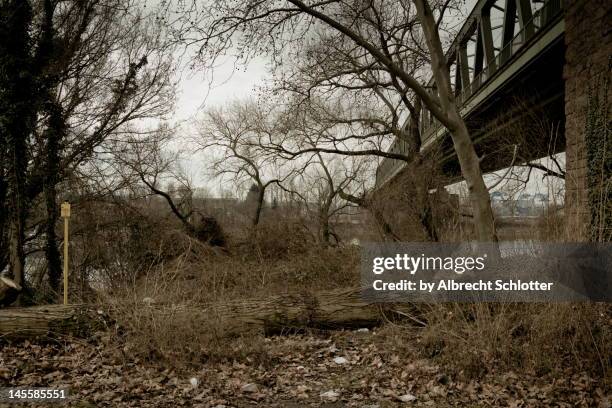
xmin=491 ymin=191 xmax=552 ymax=217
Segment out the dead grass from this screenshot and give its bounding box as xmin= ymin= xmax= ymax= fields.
xmin=94 ymin=202 xmax=610 ymax=388
xmin=106 ymin=236 xmax=611 ymax=383
xmin=398 ymin=302 xmax=612 ymax=382
xmin=101 ymin=219 xmax=360 ymax=368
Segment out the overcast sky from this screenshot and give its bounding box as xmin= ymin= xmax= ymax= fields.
xmin=163 ymin=51 xmax=271 ymax=195
xmin=173 ymin=57 xmax=270 ymax=124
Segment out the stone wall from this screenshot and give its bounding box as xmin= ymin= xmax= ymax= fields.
xmin=564 ymin=0 xmax=612 ymax=240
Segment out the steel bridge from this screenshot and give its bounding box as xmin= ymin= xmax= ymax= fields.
xmin=375 ymin=0 xmax=566 ymax=187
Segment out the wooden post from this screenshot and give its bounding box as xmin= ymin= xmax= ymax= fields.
xmin=61 ymin=201 xmax=71 ymax=305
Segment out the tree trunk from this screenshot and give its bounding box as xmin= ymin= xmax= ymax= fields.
xmin=253 ymin=185 xmax=265 ymax=226
xmin=413 ymin=0 xmax=498 ymax=245
xmin=0 ymin=304 xmax=104 ymax=340
xmin=43 ymin=174 xmax=61 ymax=295
xmin=0 ymin=181 xmax=7 ymax=275
xmin=7 ymin=216 xmax=26 ymax=288
xmin=44 ymin=187 xmax=62 ymax=293
xmin=1 ymin=1 xmax=36 ymax=288
xmin=0 ymin=288 xmax=420 ymax=340
xmin=170 ymin=286 xmax=416 ymax=337
xmin=43 ymin=100 xmax=65 ymax=294
xmin=450 ymin=120 xmax=498 ymax=243
xmin=0 ymin=277 xmax=22 ymax=307
xmin=320 ymin=204 xmax=332 ymax=245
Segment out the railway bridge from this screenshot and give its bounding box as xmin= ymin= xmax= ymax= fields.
xmin=375 ymin=0 xmax=610 ymax=239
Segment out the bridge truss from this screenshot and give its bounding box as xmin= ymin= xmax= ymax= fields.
xmin=376 ymin=0 xmax=565 ymax=187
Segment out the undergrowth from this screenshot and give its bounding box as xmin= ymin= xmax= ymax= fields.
xmin=102 ymin=217 xmax=609 ymax=386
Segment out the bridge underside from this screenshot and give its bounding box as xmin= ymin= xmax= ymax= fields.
xmin=437 ymin=35 xmax=566 ymax=179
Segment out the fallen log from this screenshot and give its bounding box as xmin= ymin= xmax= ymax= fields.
xmin=0 ymin=304 xmax=106 ymax=340
xmin=0 ymin=276 xmax=21 ymax=307
xmin=0 ymin=287 xmax=419 ymax=340
xmin=143 ymin=286 xmax=418 ymax=337
xmin=206 ymin=286 xmax=383 ymax=336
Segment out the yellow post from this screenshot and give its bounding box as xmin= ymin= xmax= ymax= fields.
xmin=61 ymin=201 xmax=71 ymax=305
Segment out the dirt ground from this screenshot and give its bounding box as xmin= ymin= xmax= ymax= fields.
xmin=0 ymin=328 xmax=609 ymax=408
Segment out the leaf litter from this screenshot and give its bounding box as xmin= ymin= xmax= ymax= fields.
xmin=0 ymin=329 xmax=609 ymax=407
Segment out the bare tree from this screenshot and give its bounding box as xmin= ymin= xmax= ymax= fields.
xmin=304 ymin=153 xmax=368 ymax=245
xmin=198 ymin=101 xmax=299 ymax=227
xmin=112 ymin=127 xmax=227 ymax=247
xmin=0 ymin=0 xmax=176 ymax=294
xmin=169 ymin=0 xmax=498 ymax=244
xmin=243 ymin=95 xmax=445 ymax=241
